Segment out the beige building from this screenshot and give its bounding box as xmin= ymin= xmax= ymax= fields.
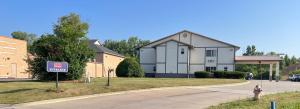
xmin=86 ymin=40 xmax=125 ymax=77
xmin=0 ymin=36 xmax=29 ymax=78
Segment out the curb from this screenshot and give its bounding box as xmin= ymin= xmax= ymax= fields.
xmin=15 ymin=81 xmax=250 ymax=107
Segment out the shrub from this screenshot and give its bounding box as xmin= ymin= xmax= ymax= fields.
xmin=213 ymin=71 xmax=225 ymax=78
xmin=213 ymin=71 xmax=246 ymax=79
xmin=116 ymin=58 xmax=144 ymax=77
xmin=194 ymin=71 xmax=210 ymax=78
xmin=254 ymin=71 xmax=280 ymax=80
xmin=224 ymin=71 xmax=246 ymax=79
xmin=289 ymin=70 xmax=300 ymax=75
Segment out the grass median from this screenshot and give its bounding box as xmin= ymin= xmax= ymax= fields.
xmin=209 ymin=91 xmax=300 ymax=109
xmin=0 ymin=78 xmax=245 ymax=104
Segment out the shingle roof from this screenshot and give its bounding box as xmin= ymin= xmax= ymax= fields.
xmin=88 ymin=40 xmax=125 ymax=58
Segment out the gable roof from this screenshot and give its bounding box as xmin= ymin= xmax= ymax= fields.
xmin=153 ymin=39 xmax=194 ymax=48
xmin=88 ymin=40 xmax=125 ymax=58
xmin=138 ymin=30 xmax=240 ymax=49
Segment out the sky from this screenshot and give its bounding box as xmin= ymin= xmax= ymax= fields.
xmin=0 ymin=0 xmax=300 ymax=57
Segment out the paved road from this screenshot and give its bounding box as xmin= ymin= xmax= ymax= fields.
xmin=10 ymin=80 xmax=300 ymax=109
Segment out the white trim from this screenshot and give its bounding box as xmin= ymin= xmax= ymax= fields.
xmin=0 ymin=46 xmax=16 ymax=50
xmin=0 ymin=40 xmax=17 ymax=44
xmin=0 ymin=52 xmax=14 ymax=54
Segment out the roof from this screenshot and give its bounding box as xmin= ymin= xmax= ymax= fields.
xmin=138 ymin=30 xmax=240 ymax=49
xmin=153 ymin=39 xmax=194 ymax=48
xmin=88 ymin=40 xmax=125 ymax=58
xmin=235 ymin=56 xmax=282 ymax=61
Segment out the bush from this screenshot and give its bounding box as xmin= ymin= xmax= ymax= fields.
xmin=289 ymin=70 xmax=300 ymax=75
xmin=213 ymin=71 xmax=225 ymax=78
xmin=194 ymin=71 xmax=210 ymax=78
xmin=224 ymin=71 xmax=246 ymax=79
xmin=213 ymin=71 xmax=246 ymax=79
xmin=254 ymin=71 xmax=280 ymax=80
xmin=116 ymin=58 xmax=144 ymax=77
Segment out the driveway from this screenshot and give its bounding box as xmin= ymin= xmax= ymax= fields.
xmin=9 ymin=80 xmax=300 ymax=109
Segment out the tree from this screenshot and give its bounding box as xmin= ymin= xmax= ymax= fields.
xmin=29 ymin=13 xmax=95 ymax=80
xmin=290 ymin=56 xmax=298 ymax=65
xmin=11 ymin=31 xmax=37 ymax=53
xmin=103 ymin=36 xmax=150 ymax=57
xmin=284 ymin=55 xmax=291 ymax=66
xmin=243 ymin=45 xmax=264 ymax=56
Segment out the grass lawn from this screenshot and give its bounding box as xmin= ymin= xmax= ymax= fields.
xmin=0 ymin=78 xmax=244 ymax=104
xmin=209 ymin=91 xmax=300 ymax=109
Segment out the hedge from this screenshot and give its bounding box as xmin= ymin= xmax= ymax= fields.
xmin=213 ymin=71 xmax=246 ymax=79
xmin=254 ymin=71 xmax=281 ymax=80
xmin=289 ymin=70 xmax=300 ymax=75
xmin=194 ymin=71 xmax=210 ymax=78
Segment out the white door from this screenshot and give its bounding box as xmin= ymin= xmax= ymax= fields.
xmin=11 ymin=63 xmax=17 ymax=78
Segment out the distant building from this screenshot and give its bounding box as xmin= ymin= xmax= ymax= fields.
xmin=86 ymin=40 xmax=125 ymax=77
xmin=0 ymin=36 xmax=29 ymax=78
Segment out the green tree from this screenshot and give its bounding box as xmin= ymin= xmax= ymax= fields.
xmin=284 ymin=55 xmax=291 ymax=66
xmin=103 ymin=36 xmax=150 ymax=57
xmin=29 ymin=13 xmax=95 ymax=80
xmin=11 ymin=31 xmax=37 ymax=53
xmin=290 ymin=56 xmax=298 ymax=65
xmin=243 ymin=45 xmax=264 ymax=56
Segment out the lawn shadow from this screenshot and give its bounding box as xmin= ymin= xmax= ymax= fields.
xmin=0 ymin=88 xmax=35 ymax=94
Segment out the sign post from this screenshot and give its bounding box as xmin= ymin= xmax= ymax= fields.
xmin=47 ymin=61 xmax=68 ymax=93
xmin=106 ymin=68 xmax=114 ymax=86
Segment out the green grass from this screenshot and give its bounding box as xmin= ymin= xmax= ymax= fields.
xmin=209 ymin=92 xmax=300 ymax=109
xmin=0 ymin=78 xmax=244 ymax=104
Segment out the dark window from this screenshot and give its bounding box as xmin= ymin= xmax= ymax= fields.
xmin=205 ymin=67 xmax=216 ymax=72
xmin=181 ymin=48 xmax=184 ymax=54
xmin=153 ymin=66 xmax=156 ymax=71
xmin=224 ymin=67 xmax=228 ymax=71
xmin=206 ymin=50 xmax=217 ymax=57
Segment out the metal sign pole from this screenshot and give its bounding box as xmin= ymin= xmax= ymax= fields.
xmin=107 ymin=70 xmax=110 ymax=86
xmin=56 ymin=72 xmax=59 ymax=92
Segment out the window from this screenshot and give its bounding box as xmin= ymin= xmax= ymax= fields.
xmin=224 ymin=67 xmax=228 ymax=71
xmin=153 ymin=66 xmax=156 ymax=71
xmin=205 ymin=67 xmax=216 ymax=72
xmin=181 ymin=48 xmax=184 ymax=54
xmin=206 ymin=50 xmax=217 ymax=57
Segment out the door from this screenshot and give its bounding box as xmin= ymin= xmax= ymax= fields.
xmin=11 ymin=63 xmax=17 ymax=78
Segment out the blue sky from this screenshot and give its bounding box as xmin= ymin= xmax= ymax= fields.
xmin=0 ymin=0 xmax=299 ymax=57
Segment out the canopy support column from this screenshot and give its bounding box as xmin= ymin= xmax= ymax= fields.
xmin=269 ymin=64 xmax=273 ymax=81
xmin=276 ymin=62 xmax=280 ymax=82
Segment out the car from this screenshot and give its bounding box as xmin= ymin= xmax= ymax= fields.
xmin=289 ymin=74 xmax=300 ymax=81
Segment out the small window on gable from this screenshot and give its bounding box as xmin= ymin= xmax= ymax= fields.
xmin=181 ymin=48 xmax=184 ymax=54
